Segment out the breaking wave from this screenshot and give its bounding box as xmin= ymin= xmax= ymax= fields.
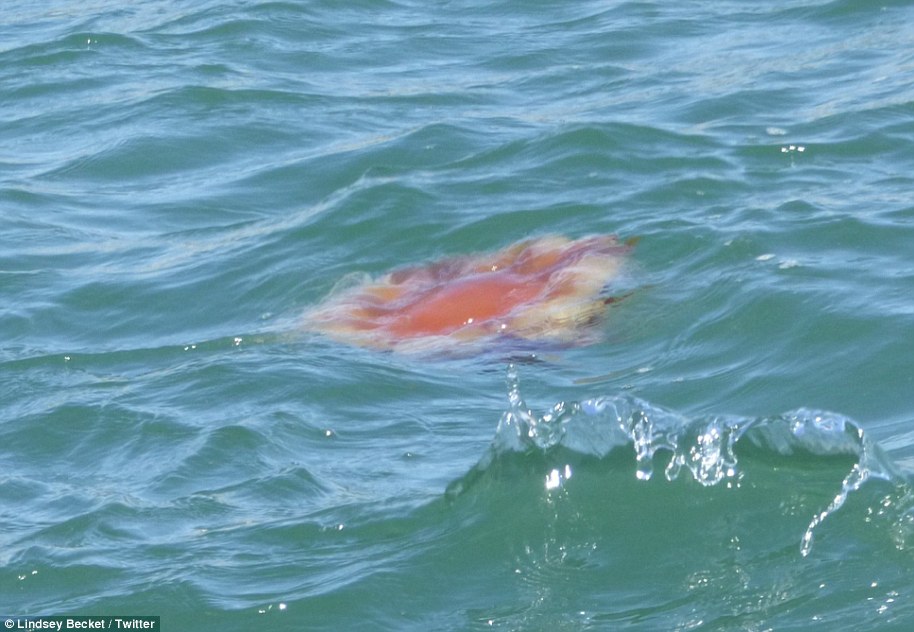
xmin=449 ymin=364 xmax=907 ymax=557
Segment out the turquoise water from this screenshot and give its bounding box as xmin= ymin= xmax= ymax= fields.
xmin=3 ymin=0 xmax=914 ymax=629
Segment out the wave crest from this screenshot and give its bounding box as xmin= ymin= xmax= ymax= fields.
xmin=451 ymin=364 xmax=903 ymax=556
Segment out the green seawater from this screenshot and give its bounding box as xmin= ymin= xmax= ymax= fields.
xmin=3 ymin=1 xmax=914 ymax=630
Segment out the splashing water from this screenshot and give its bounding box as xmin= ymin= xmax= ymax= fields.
xmin=476 ymin=364 xmax=900 ymax=557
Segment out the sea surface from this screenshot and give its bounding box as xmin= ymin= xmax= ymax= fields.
xmin=3 ymin=1 xmax=914 ymax=630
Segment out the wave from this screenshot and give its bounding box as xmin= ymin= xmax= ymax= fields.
xmin=448 ymin=364 xmax=909 ymax=557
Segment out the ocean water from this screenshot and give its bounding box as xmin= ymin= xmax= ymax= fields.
xmin=3 ymin=0 xmax=914 ymax=630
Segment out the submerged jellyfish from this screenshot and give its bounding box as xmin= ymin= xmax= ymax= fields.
xmin=303 ymin=234 xmax=635 ymax=352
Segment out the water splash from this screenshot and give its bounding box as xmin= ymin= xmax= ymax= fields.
xmin=475 ymin=364 xmax=900 ymax=556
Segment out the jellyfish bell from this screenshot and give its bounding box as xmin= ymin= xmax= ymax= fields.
xmin=303 ymin=234 xmax=634 ymax=352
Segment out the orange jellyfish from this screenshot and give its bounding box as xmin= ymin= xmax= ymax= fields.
xmin=303 ymin=234 xmax=634 ymax=352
